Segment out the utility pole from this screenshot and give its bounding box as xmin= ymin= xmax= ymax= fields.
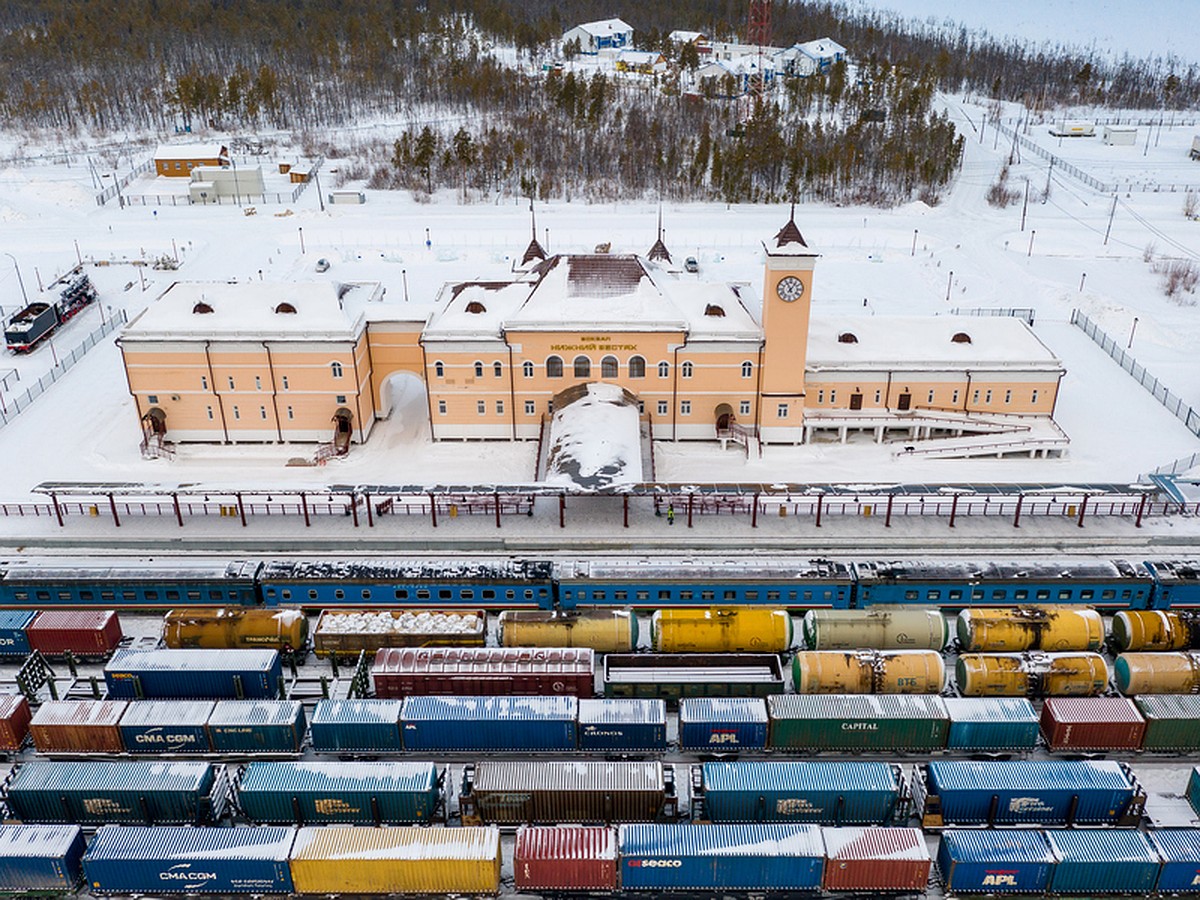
xmin=1104 ymin=195 xmax=1117 ymax=246
xmin=1020 ymin=179 xmax=1029 ymax=231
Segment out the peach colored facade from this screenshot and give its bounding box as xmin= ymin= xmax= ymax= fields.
xmin=154 ymin=144 xmax=230 ymax=177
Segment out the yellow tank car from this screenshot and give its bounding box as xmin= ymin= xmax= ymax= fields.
xmin=162 ymin=607 xmax=309 ymax=652
xmin=1112 ymin=610 xmax=1191 ymax=652
xmin=1114 ymin=651 xmax=1200 ymax=694
xmin=802 ymin=607 xmax=948 ymax=650
xmin=651 ymin=607 xmax=793 ymax=653
xmin=498 ymin=609 xmax=636 ymax=653
xmin=956 ymin=652 xmax=1109 ymax=697
xmin=791 ymin=650 xmax=945 ymax=694
xmin=956 ymin=607 xmax=1103 ymax=652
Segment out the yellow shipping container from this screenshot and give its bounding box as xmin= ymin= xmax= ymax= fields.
xmin=289 ymin=826 xmax=501 ymax=895
xmin=651 ymin=607 xmax=793 ymax=652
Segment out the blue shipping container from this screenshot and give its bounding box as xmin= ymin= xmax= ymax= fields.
xmin=118 ymin=700 xmax=215 ymax=753
xmin=401 ymin=696 xmax=577 ymax=752
xmin=83 ymin=826 xmax=296 ymax=895
xmin=699 ymin=761 xmax=901 ymax=824
xmin=0 ymin=825 xmax=85 ymax=892
xmin=207 ymin=700 xmax=306 ymax=754
xmin=678 ymin=697 xmax=768 ymax=751
xmin=1149 ymin=828 xmax=1200 ymax=894
xmin=578 ymin=699 xmax=666 ymax=751
xmin=1046 ymin=829 xmax=1160 ymax=894
xmin=1189 ymin=767 xmax=1200 ymax=818
xmin=937 ymin=830 xmax=1055 ymax=894
xmin=0 ymin=611 xmax=35 ymax=656
xmin=309 ymin=699 xmax=403 ymax=752
xmin=619 ymin=823 xmax=823 ymax=891
xmin=237 ymin=761 xmax=439 ymax=824
xmin=944 ymin=698 xmax=1040 ymax=751
xmin=104 ymin=649 xmax=281 ymax=700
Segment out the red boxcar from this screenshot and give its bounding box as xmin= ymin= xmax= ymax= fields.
xmin=26 ymin=610 xmax=123 ymax=659
xmin=821 ymin=827 xmax=931 ymax=892
xmin=0 ymin=695 xmax=32 ymax=751
xmin=1041 ymin=696 xmax=1147 ymax=751
xmin=514 ymin=826 xmax=618 ymax=892
xmin=29 ymin=700 xmax=128 ymax=754
xmin=372 ymin=647 xmax=595 ymax=698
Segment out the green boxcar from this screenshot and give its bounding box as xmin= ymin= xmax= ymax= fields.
xmin=768 ymin=694 xmax=949 ymax=751
xmin=1135 ymin=694 xmax=1200 ymax=751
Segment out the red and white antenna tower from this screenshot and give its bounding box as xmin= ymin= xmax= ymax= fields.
xmin=748 ymin=0 xmax=772 ymax=47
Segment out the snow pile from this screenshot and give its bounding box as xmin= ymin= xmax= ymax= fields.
xmin=545 ymin=382 xmax=642 ymax=490
xmin=316 ymin=610 xmax=482 ymax=635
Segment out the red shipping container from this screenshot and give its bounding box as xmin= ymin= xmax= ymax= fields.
xmin=26 ymin=610 xmax=123 ymax=658
xmin=372 ymin=647 xmax=595 ymax=698
xmin=0 ymin=695 xmax=32 ymax=751
xmin=1041 ymin=696 xmax=1147 ymax=751
xmin=822 ymin=827 xmax=931 ymax=892
xmin=514 ymin=826 xmax=618 ymax=891
xmin=30 ymin=700 xmax=128 ymax=753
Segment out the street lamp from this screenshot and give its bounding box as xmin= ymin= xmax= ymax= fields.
xmin=313 ymin=169 xmax=325 ymax=212
xmin=3 ymin=253 xmax=28 ymax=305
xmin=230 ymin=156 xmax=241 ymax=207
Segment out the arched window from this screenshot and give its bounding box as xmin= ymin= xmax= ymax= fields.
xmin=192 ymin=302 xmax=213 ymax=314
xmin=657 ymin=361 xmax=670 ymax=378
xmin=704 ymin=304 xmax=725 ymax=317
xmin=474 ymin=361 xmax=484 ymax=378
xmin=522 ymin=361 xmax=534 ymax=378
xmin=434 ymin=361 xmax=445 ymax=377
xmin=628 ymin=356 xmax=646 ymax=378
xmin=465 ymin=301 xmax=486 ymax=314
xmin=601 ymin=356 xmax=619 ymax=378
xmin=546 ymin=356 xmax=563 ymax=378
xmin=681 ymin=361 xmax=694 ymax=379
xmin=493 ymin=361 xmax=503 ymax=378
xmin=951 ymin=332 xmax=972 ymax=344
xmin=574 ymin=356 xmax=591 ymax=378
xmin=838 ymin=332 xmax=858 ymax=343
xmin=330 ymin=362 xmax=344 ymax=378
xmin=274 ymin=302 xmax=297 ymax=314
xmin=741 ymin=361 xmax=753 ymax=378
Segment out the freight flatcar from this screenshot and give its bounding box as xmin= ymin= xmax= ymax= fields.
xmin=603 ymin=653 xmax=785 ymax=700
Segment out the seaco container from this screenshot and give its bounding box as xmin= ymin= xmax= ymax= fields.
xmin=801 ymin=607 xmax=948 ymax=651
xmin=650 ymin=607 xmax=793 ymax=653
xmin=29 ymin=701 xmax=128 ymax=754
xmin=944 ymin=697 xmax=1040 ymax=751
xmin=82 ymin=825 xmax=295 ymax=895
xmin=0 ymin=695 xmax=32 ymax=752
xmin=937 ymin=829 xmax=1056 ymax=894
xmin=768 ymin=694 xmax=949 ymax=752
xmin=400 ymin=695 xmax=577 ymax=752
xmin=696 ymin=761 xmax=902 ymax=825
xmin=1136 ymin=694 xmax=1200 ymax=751
xmin=5 ymin=760 xmax=223 ymax=825
xmin=618 ymin=823 xmax=824 ymax=892
xmin=236 ymin=761 xmax=439 ymax=824
xmin=821 ymin=826 xmax=931 ymax=893
xmin=0 ymin=611 xmax=36 ymax=656
xmin=514 ymin=825 xmax=618 ymax=892
xmin=678 ymin=697 xmax=769 ymax=751
xmin=206 ymin=700 xmax=306 ymax=754
xmin=288 ymin=825 xmax=501 ymax=896
xmin=0 ymin=825 xmax=86 ymax=892
xmin=373 ymin=647 xmax=594 ymax=699
xmin=577 ymin=698 xmax=666 ymax=751
xmin=162 ymin=607 xmax=308 ymax=654
xmin=26 ymin=610 xmax=123 ymax=658
xmin=118 ymin=700 xmax=215 ymax=753
xmin=104 ymin=648 xmax=281 ymax=700
xmin=499 ymin=609 xmax=636 ymax=653
xmin=1149 ymin=828 xmax=1200 ymax=894
xmin=1045 ymin=829 xmax=1161 ymax=895
xmin=309 ymin=699 xmax=402 ymax=753
xmin=1040 ymin=696 xmax=1146 ymax=751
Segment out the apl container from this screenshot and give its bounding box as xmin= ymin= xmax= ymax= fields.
xmin=768 ymin=694 xmax=950 ymax=751
xmin=1045 ymin=829 xmax=1161 ymax=895
xmin=792 ymin=650 xmax=944 ymax=693
xmin=514 ymin=826 xmax=618 ymax=892
xmin=1136 ymin=694 xmax=1200 ymax=751
xmin=400 ymin=695 xmax=577 ymax=752
xmin=29 ymin=701 xmax=128 ymax=754
xmin=83 ymin=825 xmax=296 ymax=894
xmin=802 ymin=607 xmax=948 ymax=651
xmin=373 ymin=646 xmax=594 ymax=699
xmin=618 ymin=823 xmax=824 ymax=892
xmin=577 ymin=698 xmax=667 ymax=751
xmin=1116 ymin=651 xmax=1200 ymax=694
xmin=697 ymin=761 xmax=903 ymax=824
xmin=957 ymin=607 xmax=1104 ymax=652
xmin=118 ymin=700 xmax=215 ymax=753
xmin=944 ymin=697 xmax=1040 ymax=751
xmin=0 ymin=611 xmax=35 ymax=656
xmin=26 ymin=610 xmax=123 ymax=658
xmin=1040 ymin=696 xmax=1146 ymax=751
xmin=1112 ymin=610 xmax=1192 ymax=652
xmin=0 ymin=825 xmax=86 ymax=892
xmin=499 ymin=610 xmax=636 ymax=652
xmin=937 ymin=829 xmax=1056 ymax=894
xmin=236 ymin=761 xmax=439 ymax=824
xmin=104 ymin=648 xmax=281 ymax=700
xmin=162 ymin=607 xmax=309 ymax=653
xmin=288 ymin=825 xmax=500 ymax=895
xmin=821 ymin=827 xmax=931 ymax=893
xmin=207 ymin=700 xmax=307 ymax=753
xmin=678 ymin=697 xmax=769 ymax=751
xmin=309 ymin=699 xmax=403 ymax=753
xmin=1149 ymin=828 xmax=1200 ymax=894
xmin=650 ymin=608 xmax=793 ymax=653
xmin=956 ymin=652 xmax=1109 ymax=697
xmin=0 ymin=695 xmax=32 ymax=751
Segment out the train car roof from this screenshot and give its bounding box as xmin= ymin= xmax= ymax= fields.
xmin=1145 ymin=559 xmax=1200 ymax=583
xmin=0 ymin=558 xmax=261 ymax=583
xmin=554 ymin=558 xmax=852 ymax=581
xmin=853 ymin=558 xmax=1149 ymax=582
xmin=259 ymin=558 xmax=553 ymax=581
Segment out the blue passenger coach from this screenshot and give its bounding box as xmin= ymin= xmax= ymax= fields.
xmin=0 ymin=559 xmax=261 ymax=609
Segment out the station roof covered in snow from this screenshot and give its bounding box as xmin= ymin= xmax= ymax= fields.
xmin=153 ymin=143 xmax=229 ymax=160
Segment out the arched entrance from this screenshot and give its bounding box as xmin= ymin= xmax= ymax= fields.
xmin=714 ymin=402 xmax=735 ymax=433
xmin=331 ymin=408 xmax=353 ymax=456
xmin=141 ymin=407 xmax=167 ymax=437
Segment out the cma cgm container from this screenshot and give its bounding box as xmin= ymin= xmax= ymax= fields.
xmin=1148 ymin=829 xmax=1200 ymax=894
xmin=26 ymin=610 xmax=123 ymax=659
xmin=0 ymin=825 xmax=86 ymax=893
xmin=514 ymin=826 xmax=617 ymax=892
xmin=288 ymin=825 xmax=500 ymax=896
xmin=696 ymin=761 xmax=903 ymax=825
xmin=944 ymin=697 xmax=1040 ymax=751
xmin=937 ymin=829 xmax=1056 ymax=894
xmin=577 ymin=698 xmax=667 ymax=751
xmin=206 ymin=700 xmax=306 ymax=753
xmin=309 ymin=699 xmax=402 ymax=753
xmin=372 ymin=647 xmax=594 ymax=698
xmin=1045 ymin=829 xmax=1161 ymax=895
xmin=1135 ymin=694 xmax=1200 ymax=751
xmin=768 ymin=694 xmax=949 ymax=751
xmin=1040 ymin=696 xmax=1146 ymax=751
xmin=401 ymin=695 xmax=577 ymax=752
xmin=104 ymin=648 xmax=281 ymax=700
xmin=236 ymin=761 xmax=440 ymax=824
xmin=678 ymin=697 xmax=769 ymax=751
xmin=5 ymin=760 xmax=224 ymax=825
xmin=83 ymin=825 xmax=295 ymax=895
xmin=30 ymin=701 xmax=128 ymax=754
xmin=118 ymin=700 xmax=215 ymax=753
xmin=0 ymin=695 xmax=32 ymax=751
xmin=821 ymin=827 xmax=931 ymax=893
xmin=618 ymin=823 xmax=824 ymax=892
xmin=0 ymin=611 xmax=35 ymax=656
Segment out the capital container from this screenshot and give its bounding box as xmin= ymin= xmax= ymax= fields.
xmin=26 ymin=610 xmax=123 ymax=659
xmin=1116 ymin=651 xmax=1200 ymax=693
xmin=678 ymin=697 xmax=768 ymax=751
xmin=937 ymin=829 xmax=1055 ymax=894
xmin=237 ymin=760 xmax=439 ymax=824
xmin=0 ymin=695 xmax=32 ymax=751
xmin=802 ymin=607 xmax=948 ymax=651
xmin=603 ymin=653 xmax=784 ymax=700
xmin=792 ymin=650 xmax=944 ymax=693
xmin=287 ymin=825 xmax=500 ymax=895
xmin=957 ymin=607 xmax=1103 ymax=652
xmin=1188 ymin=767 xmax=1200 ymax=817
xmin=944 ymin=697 xmax=1040 ymax=751
xmin=618 ymin=823 xmax=824 ymax=892
xmin=1040 ymin=696 xmax=1146 ymax=750
xmin=1135 ymin=694 xmax=1200 ymax=751
xmin=400 ymin=695 xmax=577 ymax=752
xmin=1112 ymin=609 xmax=1192 ymax=652
xmin=104 ymin=648 xmax=281 ymax=700
xmin=1045 ymin=828 xmax=1160 ymax=895
xmin=651 ymin=608 xmax=793 ymax=653
xmin=5 ymin=760 xmax=223 ymax=825
xmin=0 ymin=825 xmax=85 ymax=892
xmin=1148 ymin=827 xmax=1200 ymax=894
xmin=82 ymin=825 xmax=296 ymax=895
xmin=309 ymin=699 xmax=402 ymax=752
xmin=696 ymin=761 xmax=903 ymax=825
xmin=821 ymin=826 xmax=930 ymax=892
xmin=314 ymin=608 xmax=483 ymax=657
xmin=207 ymin=700 xmax=306 ymax=753
xmin=373 ymin=647 xmax=594 ymax=698
xmin=118 ymin=700 xmax=215 ymax=753
xmin=29 ymin=700 xmax=128 ymax=754
xmin=0 ymin=610 xmax=35 ymax=656
xmin=514 ymin=825 xmax=618 ymax=892
xmin=499 ymin=609 xmax=636 ymax=652
xmin=462 ymin=760 xmax=669 ymax=825
xmin=768 ymin=694 xmax=949 ymax=752
xmin=577 ymin=698 xmax=666 ymax=751
xmin=162 ymin=607 xmax=308 ymax=653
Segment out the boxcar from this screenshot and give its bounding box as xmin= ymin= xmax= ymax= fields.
xmin=0 ymin=559 xmax=261 ymax=609
xmin=372 ymin=647 xmax=594 ymax=699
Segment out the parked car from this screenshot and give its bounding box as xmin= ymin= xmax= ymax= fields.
xmin=685 ymin=257 xmax=699 ymax=273
xmin=315 ymin=258 xmax=330 ymax=272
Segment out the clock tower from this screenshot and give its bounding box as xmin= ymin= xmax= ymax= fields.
xmin=759 ymin=210 xmax=818 ymax=443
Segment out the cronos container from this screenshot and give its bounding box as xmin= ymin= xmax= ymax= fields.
xmin=82 ymin=825 xmax=296 ymax=895
xmin=287 ymin=825 xmax=500 ymax=896
xmin=1135 ymin=694 xmax=1200 ymax=751
xmin=372 ymin=647 xmax=594 ymax=699
xmin=696 ymin=761 xmax=903 ymax=825
xmin=1040 ymin=696 xmax=1146 ymax=751
xmin=0 ymin=695 xmax=32 ymax=751
xmin=104 ymin=648 xmax=281 ymax=700
xmin=821 ymin=827 xmax=930 ymax=893
xmin=236 ymin=761 xmax=439 ymax=824
xmin=0 ymin=611 xmax=35 ymax=656
xmin=207 ymin=700 xmax=306 ymax=753
xmin=618 ymin=823 xmax=824 ymax=892
xmin=1148 ymin=828 xmax=1200 ymax=894
xmin=514 ymin=826 xmax=618 ymax=892
xmin=499 ymin=609 xmax=636 ymax=653
xmin=30 ymin=701 xmax=128 ymax=754
xmin=0 ymin=825 xmax=85 ymax=892
xmin=768 ymin=694 xmax=949 ymax=751
xmin=118 ymin=700 xmax=215 ymax=753
xmin=309 ymin=699 xmax=403 ymax=753
xmin=678 ymin=697 xmax=769 ymax=751
xmin=1045 ymin=829 xmax=1160 ymax=895
xmin=937 ymin=830 xmax=1055 ymax=894
xmin=944 ymin=698 xmax=1040 ymax=751
xmin=577 ymin=698 xmax=667 ymax=751
xmin=26 ymin=610 xmax=123 ymax=659
xmin=400 ymin=695 xmax=577 ymax=752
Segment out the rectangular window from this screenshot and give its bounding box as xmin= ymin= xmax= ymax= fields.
xmin=657 ymin=400 xmax=668 ymax=415
xmin=614 ymin=591 xmax=627 ymax=601
xmin=416 ymin=589 xmax=430 ymax=600
xmin=438 ymin=589 xmax=452 ymax=599
xmin=952 ymin=389 xmax=960 ymax=404
xmin=636 ymin=591 xmax=649 ymax=601
xmin=874 ymin=390 xmax=882 ymax=403
xmin=1032 ymin=389 xmax=1039 ymax=403
xmin=777 ymin=403 xmax=788 ymax=418
xmin=1058 ymin=589 xmax=1072 ymax=600
xmin=928 ymin=390 xmax=935 ymax=403
xmin=287 ymin=406 xmax=294 ymax=420
xmin=972 ymin=390 xmax=980 ymax=403
xmin=830 ymin=390 xmax=836 ymax=403
xmin=701 ymin=590 xmax=715 ymax=601
xmin=985 ymin=390 xmax=992 ymax=403
xmin=548 ymin=400 xmax=554 ymax=412
xmin=147 ymin=394 xmax=158 ymax=404
xmin=336 ymin=395 xmax=346 ymax=404
xmin=201 ymin=376 xmax=208 ymax=390
xmin=766 ymin=591 xmax=780 ymax=601
xmin=482 ymin=589 xmax=495 ymax=600
xmin=227 ymin=376 xmax=236 ymax=390
xmin=282 ymin=376 xmax=289 ymax=390
xmin=206 ymin=406 xmax=214 ymax=420
xmin=1036 ymin=589 xmax=1050 ymax=600
xmin=1014 ymin=589 xmax=1028 ymax=600
xmin=438 ymin=400 xmax=447 ymax=414
xmin=232 ymin=406 xmax=240 ymax=419
xmin=905 ymin=590 xmax=919 ymax=601
xmin=637 ymin=401 xmax=644 ymax=413
xmin=1005 ymin=389 xmax=1012 ymax=404
xmin=461 ymin=589 xmax=474 ymax=599
xmin=394 ymin=589 xmax=409 ymax=600
xmin=739 ymin=401 xmax=750 ymax=415
xmin=818 ymin=390 xmax=824 ymax=403
xmin=477 ymin=400 xmax=486 ymax=415
xmin=993 ymin=589 xmax=1006 ymax=600
xmin=255 ymin=376 xmax=262 ymax=390
xmin=971 ymin=589 xmax=984 ymax=600
xmin=495 ymin=400 xmax=504 ymax=415
xmin=1081 ymin=589 xmax=1094 ymax=600
xmin=525 ymin=401 xmax=535 ymax=415
xmin=949 ymin=590 xmax=962 ymax=601
xmin=927 ymin=590 xmax=941 ymax=600
xmin=680 ymin=590 xmax=693 ymax=600
xmin=681 ymin=400 xmax=691 ymax=415
xmin=260 ymin=406 xmax=267 ymax=419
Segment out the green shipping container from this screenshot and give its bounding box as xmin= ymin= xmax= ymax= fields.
xmin=768 ymin=694 xmax=949 ymax=751
xmin=1135 ymin=695 xmax=1200 ymax=750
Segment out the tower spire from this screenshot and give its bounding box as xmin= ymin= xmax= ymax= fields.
xmin=647 ymin=201 xmax=672 ymax=263
xmin=520 ymin=195 xmax=547 ymax=266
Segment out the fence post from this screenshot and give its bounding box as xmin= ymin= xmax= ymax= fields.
xmin=107 ymin=493 xmax=120 ymax=527
xmin=1135 ymin=492 xmax=1148 ymax=528
xmin=1076 ymin=495 xmax=1088 ymax=527
xmin=884 ymin=493 xmax=894 ymax=527
xmin=1013 ymin=494 xmax=1023 ymax=528
xmin=949 ymin=493 xmax=959 ymax=528
xmin=50 ymin=492 xmax=64 ymax=528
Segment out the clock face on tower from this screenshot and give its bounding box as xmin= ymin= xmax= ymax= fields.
xmin=776 ymin=276 xmax=805 ymax=302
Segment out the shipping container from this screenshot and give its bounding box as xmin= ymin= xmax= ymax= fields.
xmin=499 ymin=610 xmax=636 ymax=652
xmin=694 ymin=761 xmax=904 ymax=825
xmin=1112 ymin=609 xmax=1192 ymax=652
xmin=957 ymin=606 xmax=1103 ymax=652
xmin=288 ymin=825 xmax=500 ymax=896
xmin=1040 ymin=696 xmax=1147 ymax=751
xmin=0 ymin=695 xmax=31 ymax=752
xmin=236 ymin=761 xmax=439 ymax=824
xmin=1135 ymin=694 xmax=1200 ymax=751
xmin=821 ymin=826 xmax=930 ymax=892
xmin=0 ymin=825 xmax=85 ymax=893
xmin=461 ymin=760 xmax=673 ymax=825
xmin=513 ymin=826 xmax=618 ymax=892
xmin=83 ymin=825 xmax=295 ymax=895
xmin=29 ymin=701 xmax=128 ymax=754
xmin=0 ymin=611 xmax=35 ymax=656
xmin=678 ymin=697 xmax=769 ymax=752
xmin=314 ymin=609 xmax=484 ymax=656
xmin=373 ymin=647 xmax=594 ymax=698
xmin=1189 ymin=767 xmax=1200 ymax=818
xmin=309 ymin=699 xmax=403 ymax=753
xmin=1148 ymin=828 xmax=1200 ymax=894
xmin=5 ymin=760 xmax=225 ymax=825
xmin=768 ymin=694 xmax=949 ymax=752
xmin=792 ymin=649 xmax=944 ymax=693
xmin=1045 ymin=828 xmax=1160 ymax=894
xmin=944 ymin=697 xmax=1040 ymax=751
xmin=577 ymin=698 xmax=666 ymax=751
xmin=603 ymin=653 xmax=784 ymax=700
xmin=26 ymin=610 xmax=123 ymax=659
xmin=937 ymin=829 xmax=1056 ymax=894
xmin=207 ymin=700 xmax=306 ymax=754
xmin=650 ymin=607 xmax=793 ymax=653
xmin=618 ymin=823 xmax=824 ymax=892
xmin=802 ymin=607 xmax=948 ymax=651
xmin=162 ymin=607 xmax=308 ymax=654
xmin=956 ymin=652 xmax=1109 ymax=697
xmin=1116 ymin=651 xmax=1200 ymax=693
xmin=400 ymin=695 xmax=577 ymax=753
xmin=118 ymin=700 xmax=215 ymax=753
xmin=104 ymin=649 xmax=281 ymax=700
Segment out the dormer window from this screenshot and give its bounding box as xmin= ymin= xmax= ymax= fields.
xmin=466 ymin=301 xmax=486 ymax=314
xmin=704 ymin=304 xmax=725 ymax=317
xmin=951 ymin=332 xmax=972 ymax=344
xmin=275 ymin=302 xmax=297 ymax=314
xmin=838 ymin=332 xmax=858 ymax=343
xmin=192 ymin=302 xmax=213 ymax=314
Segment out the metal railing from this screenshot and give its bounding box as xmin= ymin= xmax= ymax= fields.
xmin=95 ymin=159 xmax=153 ymax=206
xmin=947 ymin=307 xmax=1036 ymax=326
